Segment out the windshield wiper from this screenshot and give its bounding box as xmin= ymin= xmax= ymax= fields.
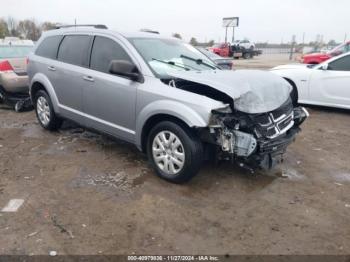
xmin=180 ymin=54 xmax=217 ymax=69
xmin=151 ymin=58 xmax=190 ymax=71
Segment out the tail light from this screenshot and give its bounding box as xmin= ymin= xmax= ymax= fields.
xmin=0 ymin=60 xmax=14 ymax=72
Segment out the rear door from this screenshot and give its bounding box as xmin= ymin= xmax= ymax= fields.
xmin=82 ymin=35 xmax=139 ymax=142
xmin=54 ymin=34 xmax=92 ymax=122
xmin=309 ymin=54 xmax=350 ymax=107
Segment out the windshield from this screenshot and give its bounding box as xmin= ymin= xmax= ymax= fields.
xmin=0 ymin=46 xmax=33 ymax=59
xmin=129 ymin=37 xmax=218 ymax=78
xmin=328 ymin=43 xmax=350 ymax=55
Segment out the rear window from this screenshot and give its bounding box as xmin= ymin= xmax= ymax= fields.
xmin=35 ymin=35 xmax=62 ymax=59
xmin=0 ymin=46 xmax=33 ymax=59
xmin=57 ymin=35 xmax=91 ymax=67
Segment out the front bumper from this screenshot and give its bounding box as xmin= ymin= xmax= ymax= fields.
xmin=246 ymin=126 xmax=300 ymax=169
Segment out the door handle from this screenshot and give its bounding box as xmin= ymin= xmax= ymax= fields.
xmin=83 ymin=76 xmax=94 ymax=82
xmin=48 ymin=66 xmax=56 ymax=71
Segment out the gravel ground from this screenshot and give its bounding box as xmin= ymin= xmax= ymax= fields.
xmin=0 ymin=54 xmax=349 ymax=255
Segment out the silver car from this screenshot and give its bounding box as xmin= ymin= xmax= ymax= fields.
xmin=27 ymin=25 xmax=308 ymax=183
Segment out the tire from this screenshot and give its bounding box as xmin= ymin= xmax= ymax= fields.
xmin=147 ymin=121 xmax=203 ymax=184
xmin=243 ymin=52 xmax=250 ymax=59
xmin=34 ymin=90 xmax=62 ymax=131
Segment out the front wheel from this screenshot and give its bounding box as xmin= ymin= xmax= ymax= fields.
xmin=34 ymin=90 xmax=62 ymax=130
xmin=147 ymin=121 xmax=203 ymax=184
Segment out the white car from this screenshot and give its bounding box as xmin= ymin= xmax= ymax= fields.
xmin=271 ymin=52 xmax=350 ymax=109
xmin=231 ymin=40 xmax=255 ymax=50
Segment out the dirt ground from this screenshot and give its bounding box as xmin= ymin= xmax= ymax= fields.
xmin=0 ymin=54 xmax=349 ymax=256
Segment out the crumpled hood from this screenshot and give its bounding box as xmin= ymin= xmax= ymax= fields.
xmin=167 ymin=70 xmax=292 ymax=114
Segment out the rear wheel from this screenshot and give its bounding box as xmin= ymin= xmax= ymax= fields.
xmin=34 ymin=90 xmax=62 ymax=130
xmin=147 ymin=121 xmax=203 ymax=184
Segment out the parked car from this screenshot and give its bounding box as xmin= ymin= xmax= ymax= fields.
xmin=28 ymin=25 xmax=308 ymax=183
xmin=0 ymin=38 xmax=34 ymax=111
xmin=271 ymin=52 xmax=350 ymax=109
xmin=197 ymin=47 xmax=233 ymax=70
xmin=231 ymin=39 xmax=255 ymax=50
xmin=301 ymin=41 xmax=350 ymax=64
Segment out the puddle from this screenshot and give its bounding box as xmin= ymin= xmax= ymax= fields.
xmin=333 ymin=173 xmax=350 ymax=183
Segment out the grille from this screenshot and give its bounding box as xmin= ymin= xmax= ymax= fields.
xmin=255 ymin=99 xmax=294 ymax=139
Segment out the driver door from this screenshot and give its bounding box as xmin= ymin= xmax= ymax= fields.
xmin=309 ymin=55 xmax=350 ymax=107
xmin=82 ymin=35 xmax=140 ymax=142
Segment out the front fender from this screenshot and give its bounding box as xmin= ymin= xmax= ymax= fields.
xmin=135 ymin=100 xmax=210 ymax=149
xmin=30 ymin=73 xmax=60 ymax=113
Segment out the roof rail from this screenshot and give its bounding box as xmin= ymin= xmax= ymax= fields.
xmin=55 ymin=24 xmax=108 ymax=29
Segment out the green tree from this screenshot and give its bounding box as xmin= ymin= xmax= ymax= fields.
xmin=189 ymin=37 xmax=198 ymax=46
xmin=0 ymin=19 xmax=9 ymax=38
xmin=172 ymin=33 xmax=182 ymax=39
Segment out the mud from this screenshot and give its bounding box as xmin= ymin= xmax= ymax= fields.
xmin=0 ymin=55 xmax=350 ymax=255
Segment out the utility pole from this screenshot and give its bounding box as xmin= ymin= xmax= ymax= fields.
xmin=231 ymin=27 xmax=235 ymax=43
xmin=225 ymin=26 xmax=228 ymax=43
xmin=302 ymin=32 xmax=305 ymax=45
xmin=289 ymin=35 xmax=296 ymax=61
xmin=74 ymin=18 xmax=77 ymax=27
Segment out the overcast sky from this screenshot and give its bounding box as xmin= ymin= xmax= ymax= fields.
xmin=1 ymin=0 xmax=349 ymax=43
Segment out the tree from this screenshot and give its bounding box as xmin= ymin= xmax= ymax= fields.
xmin=0 ymin=19 xmax=9 ymax=38
xmin=208 ymin=40 xmax=214 ymax=47
xmin=17 ymin=19 xmax=41 ymax=41
xmin=7 ymin=16 xmax=19 ymax=37
xmin=172 ymin=33 xmax=182 ymax=39
xmin=327 ymin=39 xmax=337 ymax=46
xmin=189 ymin=37 xmax=198 ymax=46
xmin=41 ymin=22 xmax=57 ymax=32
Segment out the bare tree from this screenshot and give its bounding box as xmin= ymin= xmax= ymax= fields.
xmin=7 ymin=16 xmax=19 ymax=37
xmin=17 ymin=19 xmax=41 ymax=41
xmin=189 ymin=37 xmax=198 ymax=46
xmin=0 ymin=18 xmax=9 ymax=38
xmin=41 ymin=22 xmax=57 ymax=32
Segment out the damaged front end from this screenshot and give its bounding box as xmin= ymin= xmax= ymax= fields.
xmin=207 ymin=98 xmax=308 ymax=170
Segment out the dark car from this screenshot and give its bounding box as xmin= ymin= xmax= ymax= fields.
xmin=198 ymin=47 xmax=234 ymax=70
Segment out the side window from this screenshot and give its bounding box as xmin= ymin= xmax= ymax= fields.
xmin=57 ymin=35 xmax=91 ymax=66
xmin=35 ymin=35 xmax=63 ymax=59
xmin=90 ymin=36 xmax=133 ymax=74
xmin=328 ymin=55 xmax=350 ymax=71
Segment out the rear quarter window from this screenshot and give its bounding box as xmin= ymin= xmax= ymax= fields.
xmin=35 ymin=35 xmax=63 ymax=59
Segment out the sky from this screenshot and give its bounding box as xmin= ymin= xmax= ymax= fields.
xmin=1 ymin=0 xmax=349 ymax=43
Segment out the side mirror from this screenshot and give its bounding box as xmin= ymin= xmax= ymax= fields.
xmin=320 ymin=63 xmax=328 ymax=70
xmin=108 ymin=60 xmax=143 ymax=82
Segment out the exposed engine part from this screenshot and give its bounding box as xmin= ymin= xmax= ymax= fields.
xmin=219 ymin=129 xmax=257 ymax=157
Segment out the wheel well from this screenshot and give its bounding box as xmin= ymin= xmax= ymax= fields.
xmin=30 ymin=82 xmax=46 ymax=100
xmin=141 ymin=114 xmax=193 ymax=153
xmin=283 ymin=77 xmax=298 ymax=104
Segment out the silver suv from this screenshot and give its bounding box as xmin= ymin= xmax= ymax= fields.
xmin=28 ymin=25 xmax=308 ymax=183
